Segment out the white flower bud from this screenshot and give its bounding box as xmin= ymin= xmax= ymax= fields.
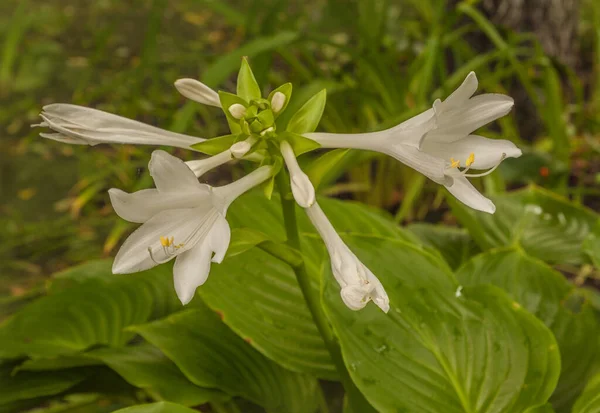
xmin=228 ymin=104 xmax=246 ymax=119
xmin=230 ymin=141 xmax=251 ymax=159
xmin=271 ymin=91 xmax=286 ymax=113
xmin=280 ymin=141 xmax=315 ymax=208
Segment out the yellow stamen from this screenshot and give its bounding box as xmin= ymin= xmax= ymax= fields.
xmin=466 ymin=152 xmax=475 ymax=167
xmin=450 ymin=158 xmax=460 ymax=168
xmin=160 ymin=236 xmax=172 ymax=247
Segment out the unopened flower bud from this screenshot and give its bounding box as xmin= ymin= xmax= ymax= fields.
xmin=228 ymin=104 xmax=246 ymax=119
xmin=230 ymin=141 xmax=251 ymax=159
xmin=280 ymin=141 xmax=315 ymax=208
xmin=271 ymin=92 xmax=286 ymax=113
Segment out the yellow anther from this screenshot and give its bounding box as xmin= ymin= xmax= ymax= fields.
xmin=466 ymin=152 xmax=475 ymax=167
xmin=450 ymin=158 xmax=460 ymax=168
xmin=160 ymin=236 xmax=172 ymax=247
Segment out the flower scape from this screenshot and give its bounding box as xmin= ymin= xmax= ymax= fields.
xmin=35 ymin=58 xmax=520 ymax=313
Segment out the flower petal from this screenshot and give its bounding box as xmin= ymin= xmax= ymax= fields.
xmin=445 ymin=177 xmax=495 ymax=214
xmin=174 ymin=78 xmax=221 ymax=107
xmin=39 ymin=104 xmax=205 ymax=149
xmin=149 ymin=150 xmax=206 ymax=193
xmin=421 ymin=134 xmax=522 ymax=169
xmin=209 ymin=216 xmax=231 ymax=264
xmin=383 ymin=143 xmax=449 ymax=185
xmin=438 ymin=71 xmax=478 ymax=111
xmin=427 ymin=94 xmax=514 ymax=142
xmin=112 ymin=206 xmax=218 ymax=274
xmin=172 ymin=240 xmax=213 ymax=305
xmin=108 ymin=188 xmax=207 ymax=224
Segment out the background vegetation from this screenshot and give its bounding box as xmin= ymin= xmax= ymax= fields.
xmin=1 ymin=0 xmax=599 ymax=412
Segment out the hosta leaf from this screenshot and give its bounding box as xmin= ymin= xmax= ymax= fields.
xmin=286 ymin=89 xmax=326 ymax=134
xmin=0 ymin=261 xmax=180 ymax=359
xmin=408 ymin=223 xmax=480 ymax=270
xmin=112 ymin=402 xmax=199 ymax=413
xmin=583 ymin=224 xmax=600 ymax=268
xmin=323 ymin=235 xmax=560 ymax=413
xmin=572 ymin=372 xmax=600 ymax=413
xmin=85 ymin=344 xmax=227 ymax=406
xmin=237 ymin=57 xmax=262 ymax=102
xmin=457 ymin=249 xmax=599 ymax=412
xmin=130 ymin=303 xmax=320 ymax=413
xmin=448 ymin=185 xmax=600 ymax=265
xmin=304 ymin=148 xmax=351 ymax=191
xmin=0 ymin=363 xmax=87 ymax=405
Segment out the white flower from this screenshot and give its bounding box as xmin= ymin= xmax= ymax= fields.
xmin=185 ymin=139 xmax=254 ymax=177
xmin=110 ymin=150 xmax=272 ymax=305
xmin=306 ymin=203 xmax=389 ymax=312
xmin=306 ymin=72 xmax=522 ymax=213
xmin=228 ymin=103 xmax=247 ymax=119
xmin=174 ymin=78 xmax=221 ymax=107
xmin=37 ymin=104 xmax=205 ymax=149
xmin=280 ymin=140 xmax=315 ymax=208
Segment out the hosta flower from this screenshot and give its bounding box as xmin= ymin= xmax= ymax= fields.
xmin=306 ymin=72 xmax=522 ymax=213
xmin=281 ymin=140 xmax=389 ymax=312
xmin=110 ymin=150 xmax=273 ymax=304
xmin=306 ymin=203 xmax=390 ymax=312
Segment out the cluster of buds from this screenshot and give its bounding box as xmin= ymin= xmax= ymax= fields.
xmin=35 ymin=58 xmax=520 ymax=312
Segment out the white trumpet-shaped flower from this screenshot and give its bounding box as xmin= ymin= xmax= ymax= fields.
xmin=306 ymin=72 xmax=522 ymax=213
xmin=306 ymin=203 xmax=389 ymax=312
xmin=280 ymin=141 xmax=315 ymax=208
xmin=110 ymin=150 xmax=272 ymax=305
xmin=37 ymin=104 xmax=205 ymax=149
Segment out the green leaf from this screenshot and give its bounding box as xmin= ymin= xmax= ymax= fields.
xmin=572 ymin=372 xmax=600 ymax=413
xmin=322 ymin=235 xmax=560 ymax=413
xmin=0 ymin=363 xmax=87 ymax=405
xmin=237 ymin=57 xmax=262 ymax=102
xmin=268 ymin=83 xmax=292 ymax=117
xmin=448 ymin=185 xmax=600 ymax=265
xmin=190 ymin=134 xmax=237 ymax=155
xmin=226 ymin=228 xmax=272 ymax=258
xmin=202 ymin=32 xmax=299 ymax=88
xmin=279 ymin=131 xmax=321 ymax=156
xmin=263 ymin=175 xmax=275 ymax=200
xmin=0 ymin=261 xmax=181 ymax=359
xmin=218 ymin=91 xmax=248 ymax=134
xmin=85 ymin=344 xmax=227 ymax=406
xmin=111 ymin=402 xmax=199 ymax=413
xmin=286 ymin=89 xmax=327 ymax=134
xmin=457 ymin=249 xmax=600 ymax=412
xmin=527 ymin=404 xmax=557 ymax=413
xmin=130 ymin=303 xmax=320 ymax=413
xmin=583 ymin=223 xmax=600 ymax=269
xmin=408 ymin=223 xmax=481 ymax=270
xmin=304 ymin=149 xmax=351 ymax=191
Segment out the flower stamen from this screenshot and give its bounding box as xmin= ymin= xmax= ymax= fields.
xmin=149 ymin=236 xmax=185 ymax=264
xmin=464 ymin=153 xmax=506 ymax=178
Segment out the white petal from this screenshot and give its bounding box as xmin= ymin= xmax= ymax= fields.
xmin=367 ymin=272 xmax=390 ymax=313
xmin=108 ymin=188 xmax=207 ymax=224
xmin=209 ymin=216 xmax=231 ymax=263
xmin=40 ymin=132 xmax=88 ymax=145
xmin=149 ymin=150 xmax=205 ymax=193
xmin=185 ymin=150 xmax=232 ymax=178
xmin=421 ymin=135 xmax=522 ymax=169
xmin=280 ymin=141 xmax=315 ymax=208
xmin=340 ymin=285 xmax=370 ymax=311
xmin=112 ymin=206 xmax=218 ymax=274
xmin=212 ymin=165 xmax=273 ymax=207
xmin=39 ymin=104 xmax=205 ymax=149
xmin=174 ymin=78 xmax=220 ymax=107
xmin=230 ymin=141 xmax=251 ymax=159
xmin=173 ymin=240 xmax=213 ymax=305
xmin=438 ymin=72 xmax=478 ymax=111
xmin=445 ymin=177 xmax=495 ymax=214
xmin=383 ymin=144 xmax=449 ymax=185
xmin=427 ymin=94 xmax=514 ymax=142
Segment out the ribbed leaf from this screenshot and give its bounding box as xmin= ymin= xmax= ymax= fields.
xmin=112 ymin=402 xmax=199 ymax=413
xmin=130 ymin=303 xmax=320 ymax=413
xmin=323 ymin=235 xmax=560 ymax=413
xmin=572 ymin=372 xmax=600 ymax=413
xmin=0 ymin=261 xmax=180 ymax=359
xmin=457 ymin=249 xmax=599 ymax=412
xmin=448 ymin=186 xmax=600 ymax=265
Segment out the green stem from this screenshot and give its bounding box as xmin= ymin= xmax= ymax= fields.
xmin=275 ymin=171 xmax=374 ymax=412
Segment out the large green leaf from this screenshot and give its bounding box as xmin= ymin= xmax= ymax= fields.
xmin=85 ymin=344 xmax=226 ymax=406
xmin=583 ymin=224 xmax=600 ymax=269
xmin=408 ymin=223 xmax=481 ymax=270
xmin=0 ymin=363 xmax=86 ymax=405
xmin=323 ymin=235 xmax=560 ymax=413
xmin=572 ymin=372 xmax=600 ymax=413
xmin=112 ymin=402 xmax=199 ymax=413
xmin=130 ymin=303 xmax=320 ymax=413
xmin=448 ymin=186 xmax=600 ymax=265
xmin=456 ymin=249 xmax=599 ymax=412
xmin=0 ymin=261 xmax=181 ymax=359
